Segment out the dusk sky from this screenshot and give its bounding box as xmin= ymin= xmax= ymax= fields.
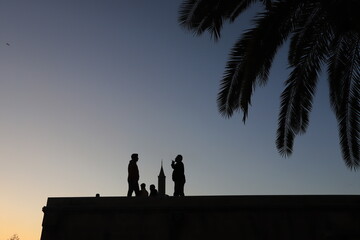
xmin=1 ymin=1 xmax=359 ymax=239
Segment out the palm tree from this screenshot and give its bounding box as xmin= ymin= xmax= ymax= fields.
xmin=179 ymin=0 xmax=360 ymax=169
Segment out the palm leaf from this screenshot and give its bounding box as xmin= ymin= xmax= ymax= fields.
xmin=288 ymin=1 xmax=323 ymax=65
xmin=178 ymin=0 xmax=260 ymax=40
xmin=276 ymin=12 xmax=332 ymax=156
xmin=179 ymin=0 xmax=360 ymax=169
xmin=218 ymin=0 xmax=303 ymax=121
xmin=328 ymin=33 xmax=360 ymax=168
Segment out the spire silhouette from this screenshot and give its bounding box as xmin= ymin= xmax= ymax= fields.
xmin=158 ymin=160 xmax=166 ymax=196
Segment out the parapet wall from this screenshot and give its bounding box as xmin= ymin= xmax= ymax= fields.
xmin=41 ymin=195 xmax=360 ymax=240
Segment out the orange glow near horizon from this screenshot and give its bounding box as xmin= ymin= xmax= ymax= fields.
xmin=0 ymin=212 xmax=42 ymax=240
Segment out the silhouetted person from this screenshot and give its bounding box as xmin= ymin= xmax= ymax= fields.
xmin=171 ymin=154 xmax=186 ymax=197
xmin=149 ymin=184 xmax=158 ymax=197
xmin=127 ymin=153 xmax=140 ymax=197
xmin=139 ymin=183 xmax=149 ymax=197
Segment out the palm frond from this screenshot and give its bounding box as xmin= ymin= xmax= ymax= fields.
xmin=261 ymin=0 xmax=273 ymax=10
xmin=218 ymin=0 xmax=303 ymax=121
xmin=320 ymin=0 xmax=360 ymax=34
xmin=178 ymin=0 xmax=259 ymax=40
xmin=276 ymin=15 xmax=331 ymax=156
xmin=179 ymin=0 xmax=360 ymax=169
xmin=288 ymin=1 xmax=323 ymax=65
xmin=328 ymin=34 xmax=348 ymax=114
xmin=227 ymin=0 xmax=260 ymax=22
xmin=328 ymin=33 xmax=360 ymax=168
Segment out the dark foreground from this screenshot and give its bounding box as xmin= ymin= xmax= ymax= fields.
xmin=41 ymin=195 xmax=360 ymax=240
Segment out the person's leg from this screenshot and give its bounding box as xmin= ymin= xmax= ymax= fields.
xmin=134 ymin=182 xmax=140 ymax=196
xmin=127 ymin=182 xmax=134 ymax=197
xmin=179 ymin=182 xmax=185 ymax=197
xmin=174 ymin=181 xmax=179 ymax=196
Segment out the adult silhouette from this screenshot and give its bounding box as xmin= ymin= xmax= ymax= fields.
xmin=171 ymin=155 xmax=186 ymax=197
xmin=127 ymin=153 xmax=140 ymax=197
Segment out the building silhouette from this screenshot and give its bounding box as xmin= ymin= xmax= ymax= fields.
xmin=40 ymin=195 xmax=360 ymax=240
xmin=39 ymin=159 xmax=360 ymax=239
xmin=158 ymin=161 xmax=166 ymax=196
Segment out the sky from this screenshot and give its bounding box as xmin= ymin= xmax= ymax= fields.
xmin=0 ymin=1 xmax=359 ymax=239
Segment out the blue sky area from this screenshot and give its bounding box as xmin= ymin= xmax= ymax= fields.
xmin=0 ymin=1 xmax=359 ymax=239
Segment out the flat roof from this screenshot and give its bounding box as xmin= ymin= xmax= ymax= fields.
xmin=43 ymin=195 xmax=360 ymax=212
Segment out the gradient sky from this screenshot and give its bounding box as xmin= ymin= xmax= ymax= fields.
xmin=0 ymin=1 xmax=359 ymax=239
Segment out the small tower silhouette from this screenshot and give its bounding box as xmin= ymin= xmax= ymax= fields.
xmin=158 ymin=161 xmax=166 ymax=196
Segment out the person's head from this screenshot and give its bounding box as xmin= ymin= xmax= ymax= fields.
xmin=141 ymin=183 xmax=146 ymax=189
xmin=150 ymin=184 xmax=156 ymax=191
xmin=131 ymin=153 xmax=138 ymax=161
xmin=175 ymin=155 xmax=183 ymax=162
